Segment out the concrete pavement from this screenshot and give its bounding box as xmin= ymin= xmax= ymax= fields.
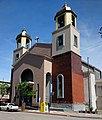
xmin=20 ymin=109 xmax=102 ymax=119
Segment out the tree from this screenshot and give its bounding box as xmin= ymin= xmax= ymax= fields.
xmin=0 ymin=83 xmax=10 ymax=96
xmin=18 ymin=82 xmax=35 ymax=100
xmin=99 ymin=27 xmax=102 ymax=38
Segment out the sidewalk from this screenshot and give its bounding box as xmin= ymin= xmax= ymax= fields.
xmin=69 ymin=112 xmax=102 ymax=119
xmin=20 ymin=109 xmax=102 ymax=119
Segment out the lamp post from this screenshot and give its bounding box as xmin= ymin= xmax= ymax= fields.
xmin=87 ymin=57 xmax=90 ymax=110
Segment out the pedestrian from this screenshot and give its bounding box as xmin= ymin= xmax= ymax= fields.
xmin=48 ymin=103 xmax=50 ymax=112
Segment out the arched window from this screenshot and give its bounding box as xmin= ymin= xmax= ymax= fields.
xmin=17 ymin=39 xmax=21 ymax=48
xmin=46 ymin=72 xmax=51 ymax=103
xmin=57 ymin=74 xmax=64 ymax=98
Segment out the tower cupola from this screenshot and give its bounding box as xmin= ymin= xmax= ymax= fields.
xmin=13 ymin=29 xmax=32 ymax=65
xmin=16 ymin=28 xmax=32 ymax=49
xmin=55 ymin=3 xmax=77 ymax=30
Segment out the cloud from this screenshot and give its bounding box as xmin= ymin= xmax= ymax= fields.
xmin=78 ymin=21 xmax=102 ymax=53
xmin=79 ymin=23 xmax=91 ymax=38
xmin=78 ymin=21 xmax=102 ymax=71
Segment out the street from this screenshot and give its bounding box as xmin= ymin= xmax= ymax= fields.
xmin=0 ymin=111 xmax=101 ymax=120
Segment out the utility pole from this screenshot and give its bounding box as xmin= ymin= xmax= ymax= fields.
xmin=87 ymin=57 xmax=90 ymax=110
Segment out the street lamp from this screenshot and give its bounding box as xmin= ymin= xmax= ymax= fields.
xmin=87 ymin=57 xmax=90 ymax=110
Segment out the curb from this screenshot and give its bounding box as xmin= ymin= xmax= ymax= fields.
xmin=22 ymin=110 xmax=68 ymax=116
xmin=19 ymin=109 xmax=102 ymax=119
xmin=70 ymin=115 xmax=102 ymax=119
xmin=69 ymin=114 xmax=102 ymax=119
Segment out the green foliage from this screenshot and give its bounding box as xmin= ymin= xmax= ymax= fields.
xmin=18 ymin=82 xmax=35 ymax=97
xmin=0 ymin=83 xmax=10 ymax=95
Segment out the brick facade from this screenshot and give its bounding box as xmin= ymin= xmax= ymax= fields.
xmin=52 ymin=51 xmax=84 ymax=104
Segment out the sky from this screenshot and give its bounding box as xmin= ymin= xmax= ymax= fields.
xmin=0 ymin=0 xmax=102 ymax=82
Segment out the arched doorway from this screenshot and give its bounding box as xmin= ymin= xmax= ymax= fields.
xmin=20 ymin=69 xmax=33 ymax=106
xmin=46 ymin=73 xmax=51 ymax=104
xmin=21 ymin=69 xmax=33 ymax=82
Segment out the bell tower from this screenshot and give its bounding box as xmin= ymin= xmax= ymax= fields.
xmin=55 ymin=2 xmax=77 ymax=30
xmin=13 ymin=29 xmax=32 ymax=65
xmin=52 ymin=2 xmax=80 ymax=57
xmin=52 ymin=3 xmax=85 ymax=111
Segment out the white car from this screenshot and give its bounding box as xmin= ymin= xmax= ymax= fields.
xmin=1 ymin=103 xmax=19 ymax=111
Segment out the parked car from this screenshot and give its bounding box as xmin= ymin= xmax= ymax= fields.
xmin=0 ymin=102 xmax=6 ymax=110
xmin=1 ymin=103 xmax=19 ymax=111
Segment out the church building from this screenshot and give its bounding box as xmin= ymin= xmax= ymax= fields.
xmin=10 ymin=3 xmax=101 ymax=111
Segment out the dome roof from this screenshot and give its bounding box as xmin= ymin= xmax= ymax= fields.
xmin=16 ymin=29 xmax=32 ymax=40
xmin=54 ymin=3 xmax=77 ymax=20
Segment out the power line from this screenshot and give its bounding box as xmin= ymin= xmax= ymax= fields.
xmin=81 ymin=40 xmax=102 ymax=52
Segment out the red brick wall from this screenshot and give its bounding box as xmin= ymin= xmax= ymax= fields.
xmin=72 ymin=72 xmax=84 ymax=103
xmin=52 ymin=51 xmax=84 ymax=104
xmin=71 ymin=52 xmax=84 ymax=103
xmin=71 ymin=52 xmax=82 ymax=73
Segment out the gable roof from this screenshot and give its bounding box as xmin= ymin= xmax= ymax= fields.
xmin=13 ymin=43 xmax=52 ymax=67
xmin=29 ymin=43 xmax=52 ymax=57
